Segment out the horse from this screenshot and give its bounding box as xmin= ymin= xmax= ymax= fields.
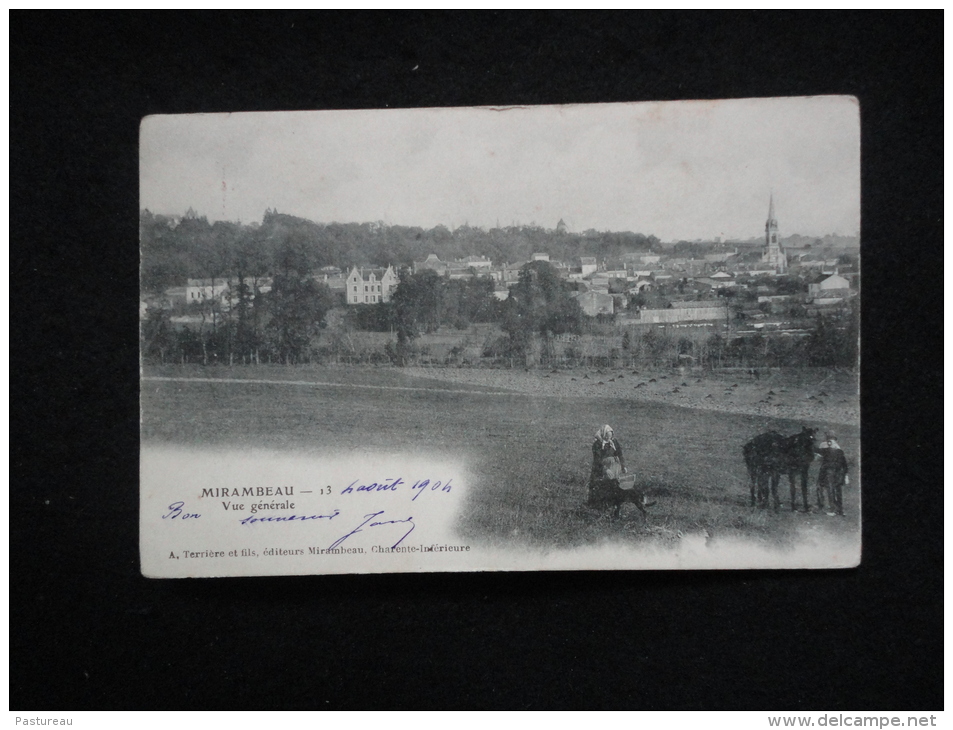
xmin=743 ymin=427 xmax=818 ymax=512
xmin=743 ymin=430 xmax=785 ymax=508
xmin=777 ymin=427 xmax=818 ymax=512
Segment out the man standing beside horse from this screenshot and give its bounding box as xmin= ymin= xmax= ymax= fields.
xmin=816 ymin=431 xmax=849 ymax=516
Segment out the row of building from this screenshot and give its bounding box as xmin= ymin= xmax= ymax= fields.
xmin=166 ymin=260 xmax=852 ymax=311
xmin=151 ymin=266 xmax=401 ymax=309
xmin=569 ymin=271 xmax=855 ymax=321
xmin=144 ymin=197 xmax=857 ymax=326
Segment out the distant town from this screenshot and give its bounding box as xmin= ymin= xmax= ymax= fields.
xmin=140 ymin=196 xmax=859 ymax=370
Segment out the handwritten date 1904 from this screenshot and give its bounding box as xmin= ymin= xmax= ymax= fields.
xmin=341 ymin=477 xmax=452 ymax=502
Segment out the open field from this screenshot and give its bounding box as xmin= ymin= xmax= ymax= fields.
xmin=142 ymin=364 xmax=859 ymax=559
xmin=402 ymin=365 xmax=859 ymax=425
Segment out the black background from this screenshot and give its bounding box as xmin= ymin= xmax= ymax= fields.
xmin=11 ymin=12 xmax=942 ymax=710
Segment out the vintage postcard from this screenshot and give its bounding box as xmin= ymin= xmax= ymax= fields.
xmin=140 ymin=97 xmax=860 ymax=578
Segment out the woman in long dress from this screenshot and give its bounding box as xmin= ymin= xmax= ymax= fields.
xmin=589 ymin=425 xmax=626 ymax=505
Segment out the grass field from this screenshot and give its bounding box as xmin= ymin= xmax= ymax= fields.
xmin=141 ymin=364 xmax=860 ymax=556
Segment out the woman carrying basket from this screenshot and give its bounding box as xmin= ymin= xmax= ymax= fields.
xmin=589 ymin=425 xmax=626 ymax=505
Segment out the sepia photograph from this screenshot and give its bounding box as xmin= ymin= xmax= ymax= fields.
xmin=17 ymin=10 xmax=941 ymax=713
xmin=139 ymin=97 xmax=861 ymax=577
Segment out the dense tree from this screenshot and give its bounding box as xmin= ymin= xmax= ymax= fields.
xmin=441 ymin=277 xmax=498 ymax=329
xmin=638 ymin=328 xmax=675 ymax=368
xmin=837 ymin=252 xmax=859 ymax=270
xmin=501 ymin=261 xmax=583 ymax=364
xmin=140 ymin=208 xmax=666 ymax=288
xmin=264 ymin=276 xmax=335 ymax=364
xmin=392 ymin=269 xmax=442 ymax=333
xmin=343 ymin=301 xmax=394 ymax=333
xmin=140 ymin=259 xmax=186 ymax=296
xmin=140 ymin=308 xmax=177 ymax=363
xmin=388 ymin=269 xmax=442 ymax=365
xmin=139 ymin=211 xmax=195 ymax=294
xmin=175 ymin=326 xmax=204 ymax=364
xmin=775 ymin=276 xmax=808 ymax=295
xmin=807 ymin=306 xmax=857 ymax=368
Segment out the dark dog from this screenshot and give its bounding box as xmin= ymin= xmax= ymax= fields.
xmin=588 ymin=478 xmax=656 ymax=518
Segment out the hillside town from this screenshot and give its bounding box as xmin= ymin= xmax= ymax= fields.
xmin=142 ymin=196 xmax=859 ymax=342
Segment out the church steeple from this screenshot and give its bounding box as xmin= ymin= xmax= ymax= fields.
xmin=762 ymin=193 xmax=787 ymax=273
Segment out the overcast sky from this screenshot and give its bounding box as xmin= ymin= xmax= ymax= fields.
xmin=140 ymin=96 xmax=859 ymax=242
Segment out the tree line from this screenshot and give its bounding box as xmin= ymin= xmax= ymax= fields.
xmin=613 ymin=304 xmax=858 ymax=370
xmin=141 ymin=259 xmax=589 ymax=367
xmin=140 ymin=208 xmax=662 ymax=295
xmin=140 ymin=209 xmax=857 ymax=370
xmin=142 ymin=248 xmax=857 ymax=371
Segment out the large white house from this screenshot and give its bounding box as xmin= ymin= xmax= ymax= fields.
xmin=414 ymin=254 xmax=447 ymax=275
xmin=458 ymin=255 xmax=493 ymax=270
xmin=185 ymin=278 xmax=229 ymax=303
xmin=808 ymin=273 xmax=851 ymax=302
xmin=574 ymin=291 xmax=614 ymax=317
xmin=346 ymin=266 xmax=399 ymax=305
xmin=639 ymin=302 xmax=728 ymax=324
xmin=184 ymin=277 xmax=273 ymax=310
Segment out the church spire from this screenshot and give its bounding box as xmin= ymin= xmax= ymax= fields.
xmin=762 ymin=192 xmax=786 ymax=273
